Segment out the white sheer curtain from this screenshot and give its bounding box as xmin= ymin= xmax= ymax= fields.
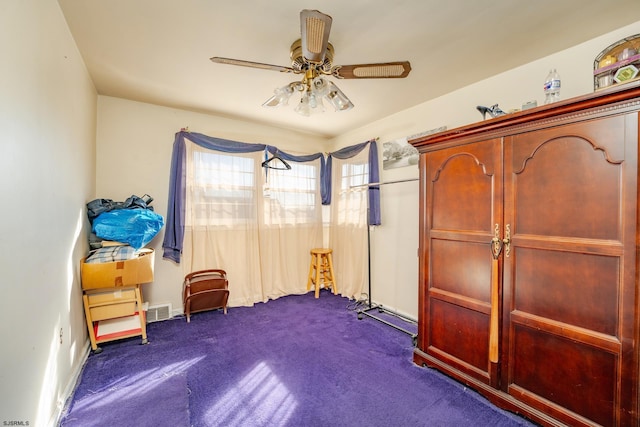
xmin=328 ymin=149 xmax=370 ymax=300
xmin=259 ymin=161 xmax=323 ymax=299
xmin=181 ymin=141 xmax=323 ymax=306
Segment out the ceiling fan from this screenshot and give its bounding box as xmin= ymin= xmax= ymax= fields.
xmin=210 ymin=9 xmax=412 ymax=116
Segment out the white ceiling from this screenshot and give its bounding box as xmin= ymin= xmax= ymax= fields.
xmin=58 ymin=0 xmax=640 ymax=139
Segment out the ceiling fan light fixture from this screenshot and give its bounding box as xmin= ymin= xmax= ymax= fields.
xmin=294 ymin=89 xmax=325 ymax=116
xmin=326 ymin=82 xmax=354 ymax=112
xmin=294 ymin=93 xmax=311 ymax=116
xmin=262 ymin=83 xmax=296 ymax=107
xmin=309 ymin=92 xmax=325 ymax=112
xmin=311 ymin=76 xmax=330 ymax=97
xmin=274 ymin=76 xmax=352 ymax=115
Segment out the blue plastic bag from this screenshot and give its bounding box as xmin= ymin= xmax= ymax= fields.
xmin=92 ymin=209 xmax=165 ymax=250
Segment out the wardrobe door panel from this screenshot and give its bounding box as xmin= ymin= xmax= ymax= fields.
xmin=430 ymin=151 xmax=493 ymax=232
xmin=514 ymin=248 xmax=619 ymax=335
xmin=431 ymin=239 xmax=490 ymax=302
xmin=503 ymin=114 xmax=638 ymax=426
xmin=430 ymin=299 xmax=489 ymax=374
xmin=509 ymin=325 xmax=616 ymax=427
xmin=421 ymin=138 xmax=502 ymax=387
xmin=512 ymin=131 xmax=622 ymax=240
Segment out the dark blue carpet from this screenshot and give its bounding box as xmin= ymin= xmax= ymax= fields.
xmin=60 ymin=291 xmax=536 ymax=426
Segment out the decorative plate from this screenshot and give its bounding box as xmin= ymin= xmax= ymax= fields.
xmin=614 ymin=64 xmax=639 ymax=83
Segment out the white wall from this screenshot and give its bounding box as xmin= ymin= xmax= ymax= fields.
xmin=0 ymin=1 xmax=97 ymax=425
xmin=95 ymin=96 xmax=331 ymax=313
xmin=330 ymin=20 xmax=640 ymax=319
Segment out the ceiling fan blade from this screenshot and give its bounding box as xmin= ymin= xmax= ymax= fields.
xmin=334 ymin=61 xmax=412 ymax=79
xmin=210 ymin=57 xmax=296 ymax=73
xmin=300 ymin=9 xmax=332 ymax=64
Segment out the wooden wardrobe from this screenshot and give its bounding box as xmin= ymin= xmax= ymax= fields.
xmin=410 ymin=82 xmax=640 ymax=427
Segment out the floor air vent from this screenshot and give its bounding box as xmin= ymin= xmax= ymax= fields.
xmin=146 ymin=303 xmax=173 ymax=323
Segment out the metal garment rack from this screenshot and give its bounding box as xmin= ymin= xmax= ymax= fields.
xmin=354 ymin=178 xmax=419 ymax=346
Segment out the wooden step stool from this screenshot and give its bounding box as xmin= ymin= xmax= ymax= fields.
xmin=307 ymin=248 xmax=337 ymax=298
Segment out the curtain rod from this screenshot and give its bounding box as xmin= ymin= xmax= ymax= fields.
xmin=350 ymin=178 xmax=419 ymax=188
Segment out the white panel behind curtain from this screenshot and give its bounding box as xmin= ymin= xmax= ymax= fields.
xmin=329 ymin=149 xmax=369 ymax=300
xmin=182 ymin=141 xmax=323 ymax=307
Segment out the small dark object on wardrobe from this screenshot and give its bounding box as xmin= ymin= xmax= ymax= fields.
xmin=477 ymin=104 xmax=506 ymax=120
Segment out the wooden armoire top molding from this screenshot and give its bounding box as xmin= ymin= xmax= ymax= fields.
xmin=410 ymin=81 xmax=640 ymax=151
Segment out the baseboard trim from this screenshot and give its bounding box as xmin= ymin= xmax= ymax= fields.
xmin=49 ymin=339 xmax=91 ymax=427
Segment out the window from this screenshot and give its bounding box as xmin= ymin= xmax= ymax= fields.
xmin=335 ymin=162 xmax=369 ymax=225
xmin=264 ymin=162 xmax=319 ymax=225
xmin=187 ymin=150 xmax=257 ymax=227
xmin=185 ymin=145 xmax=322 ymax=227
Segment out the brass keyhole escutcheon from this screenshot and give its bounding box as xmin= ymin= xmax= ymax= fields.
xmin=491 ymin=223 xmax=503 ymax=259
xmin=503 ymin=224 xmax=511 ymax=258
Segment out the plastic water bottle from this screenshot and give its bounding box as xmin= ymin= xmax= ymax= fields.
xmin=543 ymin=69 xmax=561 ymax=104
